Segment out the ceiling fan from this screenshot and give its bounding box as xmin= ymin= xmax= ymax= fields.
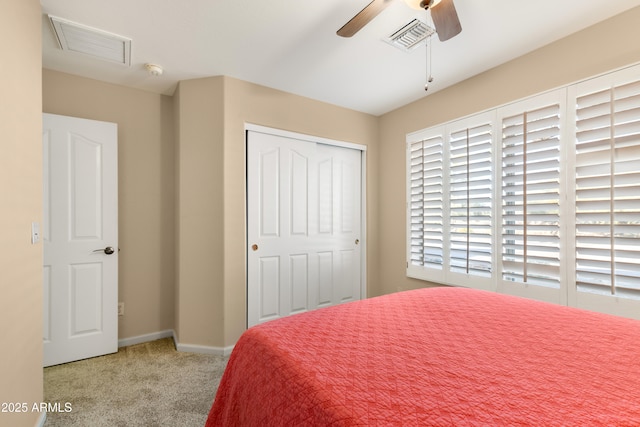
xmin=337 ymin=0 xmax=462 ymax=41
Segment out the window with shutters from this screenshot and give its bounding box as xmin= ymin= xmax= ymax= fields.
xmin=448 ymin=122 xmax=493 ymax=279
xmin=407 ymin=112 xmax=494 ymax=289
xmin=409 ymin=133 xmax=445 ymax=272
xmin=406 ymin=62 xmax=640 ymax=319
xmin=571 ymin=69 xmax=640 ymax=302
xmin=500 ymin=103 xmax=562 ymax=289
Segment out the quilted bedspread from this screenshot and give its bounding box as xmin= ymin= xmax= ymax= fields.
xmin=205 ymin=287 xmax=640 ymax=426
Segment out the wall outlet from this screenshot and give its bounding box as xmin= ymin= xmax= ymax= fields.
xmin=118 ymin=302 xmax=124 ymax=316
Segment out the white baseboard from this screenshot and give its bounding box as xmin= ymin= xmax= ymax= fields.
xmin=118 ymin=329 xmax=174 ymax=348
xmin=118 ymin=329 xmax=235 ymax=356
xmin=175 ymin=341 xmax=234 ymax=357
xmin=35 ymin=412 xmax=46 ymax=427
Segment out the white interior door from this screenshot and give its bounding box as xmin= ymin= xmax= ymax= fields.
xmin=247 ymin=128 xmax=363 ymax=327
xmin=43 ymin=113 xmax=118 ymax=367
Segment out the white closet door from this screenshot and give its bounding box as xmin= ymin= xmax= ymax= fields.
xmin=247 ymin=130 xmax=362 ymax=328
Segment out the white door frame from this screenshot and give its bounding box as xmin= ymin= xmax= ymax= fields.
xmin=244 ymin=123 xmax=367 ymax=325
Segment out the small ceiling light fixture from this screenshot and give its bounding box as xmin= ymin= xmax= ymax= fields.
xmin=144 ymin=63 xmax=163 ymax=76
xmin=403 ymin=0 xmax=441 ymax=10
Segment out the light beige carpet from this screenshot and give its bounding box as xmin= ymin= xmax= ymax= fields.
xmin=43 ymin=338 xmax=228 ymax=427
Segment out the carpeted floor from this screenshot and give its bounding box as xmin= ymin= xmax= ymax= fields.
xmin=43 ymin=338 xmax=228 ymax=427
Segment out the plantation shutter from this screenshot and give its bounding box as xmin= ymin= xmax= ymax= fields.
xmin=448 ymin=123 xmax=493 ymax=277
xmin=501 ymin=103 xmax=562 ymax=288
xmin=574 ymin=78 xmax=640 ymax=298
xmin=407 ymin=64 xmax=640 ymax=318
xmin=409 ymin=134 xmax=444 ymax=270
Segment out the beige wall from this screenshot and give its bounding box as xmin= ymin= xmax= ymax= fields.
xmin=42 ymin=70 xmax=176 ymax=340
xmin=0 ymin=1 xmax=43 ymax=426
xmin=377 ymin=6 xmax=640 ymax=295
xmin=174 ymin=76 xmax=379 ymax=348
xmin=174 ymin=78 xmax=225 ymax=346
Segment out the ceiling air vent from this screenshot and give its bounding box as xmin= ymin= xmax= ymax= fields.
xmin=48 ymin=15 xmax=132 ymax=66
xmin=385 ymin=19 xmax=435 ymax=52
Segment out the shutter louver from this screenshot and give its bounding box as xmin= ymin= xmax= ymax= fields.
xmin=574 ymin=79 xmax=640 ymax=298
xmin=409 ymin=136 xmax=444 ymax=269
xmin=449 ymin=123 xmax=493 ymax=277
xmin=501 ymin=104 xmax=561 ymax=288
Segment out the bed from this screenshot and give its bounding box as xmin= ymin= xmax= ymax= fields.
xmin=205 ymin=287 xmax=640 ymax=426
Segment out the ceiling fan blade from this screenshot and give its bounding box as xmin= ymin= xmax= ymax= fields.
xmin=430 ymin=0 xmax=461 ymax=41
xmin=337 ymin=0 xmax=395 ymax=38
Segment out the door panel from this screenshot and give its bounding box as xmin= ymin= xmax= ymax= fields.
xmin=43 ymin=266 xmax=52 ymax=342
xmin=290 ymin=253 xmax=309 ymax=314
xmin=70 ymin=263 xmax=102 ymax=335
xmin=339 ymin=249 xmax=356 ymax=302
xmin=317 ymin=251 xmax=333 ymax=308
xmin=70 ymin=135 xmax=103 ymax=239
xmin=290 ymin=150 xmax=309 ymax=236
xmin=43 ymin=113 xmax=118 ymax=367
xmin=260 ymin=148 xmax=280 ymax=237
xmin=247 ymin=129 xmax=362 ymax=328
xmin=259 ymin=256 xmax=280 ymax=321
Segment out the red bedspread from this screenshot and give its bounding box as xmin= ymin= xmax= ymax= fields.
xmin=206 ymin=287 xmax=640 ymax=426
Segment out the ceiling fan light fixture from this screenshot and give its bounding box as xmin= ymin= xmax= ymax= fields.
xmin=339 ymin=0 xmax=459 ymax=39
xmin=403 ymin=0 xmax=423 ymax=10
xmin=403 ymin=0 xmax=440 ymax=10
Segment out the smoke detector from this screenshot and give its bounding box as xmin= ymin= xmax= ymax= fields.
xmin=48 ymin=15 xmax=132 ymax=66
xmin=144 ymin=63 xmax=164 ymax=76
xmin=385 ymin=19 xmax=435 ymax=52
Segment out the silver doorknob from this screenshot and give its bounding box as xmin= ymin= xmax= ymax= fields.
xmin=93 ymin=246 xmax=115 ymax=255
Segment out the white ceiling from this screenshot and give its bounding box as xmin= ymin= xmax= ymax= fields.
xmin=40 ymin=0 xmax=640 ymax=116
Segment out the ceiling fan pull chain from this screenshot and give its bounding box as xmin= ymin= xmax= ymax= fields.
xmin=425 ymin=11 xmax=434 ymax=91
xmin=424 ymin=27 xmax=429 ymax=90
xmin=428 ymin=33 xmax=434 ymax=83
